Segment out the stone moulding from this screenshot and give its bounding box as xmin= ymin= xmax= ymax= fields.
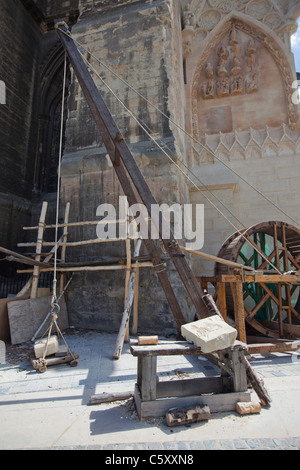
xmin=192 ymin=124 xmax=300 ymax=163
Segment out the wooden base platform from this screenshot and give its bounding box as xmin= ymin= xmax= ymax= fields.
xmin=130 ymin=339 xmax=251 ymax=420
xmin=134 ymin=384 xmax=251 ymax=420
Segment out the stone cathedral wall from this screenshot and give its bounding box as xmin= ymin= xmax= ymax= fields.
xmin=1 ymin=0 xmax=300 ymax=335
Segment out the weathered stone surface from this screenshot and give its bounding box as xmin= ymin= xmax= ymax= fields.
xmin=34 ymin=335 xmax=59 ymax=359
xmin=2 ymin=0 xmax=300 ymax=337
xmin=236 ymin=401 xmax=262 ymax=415
xmin=181 ymin=315 xmax=237 ymax=353
xmin=7 ymin=296 xmax=69 ymax=345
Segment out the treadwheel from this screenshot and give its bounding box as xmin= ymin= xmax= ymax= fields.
xmin=215 ymin=221 xmax=300 ymax=339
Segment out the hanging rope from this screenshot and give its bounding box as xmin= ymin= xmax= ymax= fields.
xmin=52 ymin=51 xmax=68 ymax=310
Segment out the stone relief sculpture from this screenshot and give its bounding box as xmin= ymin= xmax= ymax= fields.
xmin=183 ymin=3 xmax=196 ymax=30
xmin=201 ymin=25 xmax=259 ymax=100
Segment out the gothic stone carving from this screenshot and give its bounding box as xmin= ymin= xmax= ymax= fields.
xmin=192 ymin=19 xmax=298 ymax=140
xmin=201 ymin=25 xmax=259 ymax=101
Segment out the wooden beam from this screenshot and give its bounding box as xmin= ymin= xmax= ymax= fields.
xmin=230 ymin=282 xmax=247 ymax=343
xmin=113 ymin=239 xmax=142 ymax=359
xmin=31 ymin=202 xmax=48 ymax=299
xmin=221 ymin=274 xmax=300 ymax=284
xmin=181 ymin=246 xmax=255 ymax=271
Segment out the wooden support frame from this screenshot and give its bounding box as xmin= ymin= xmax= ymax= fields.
xmin=130 ymin=339 xmax=251 ymax=420
xmin=17 ymin=199 xmax=148 ymax=358
xmin=196 ymin=273 xmax=300 ymax=355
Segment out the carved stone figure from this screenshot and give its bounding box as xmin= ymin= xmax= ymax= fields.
xmin=245 ymin=73 xmax=259 ymax=94
xmin=231 ymin=56 xmax=241 ymax=76
xmin=231 ymin=76 xmax=243 ymax=95
xmin=205 ymin=62 xmax=214 ymax=79
xmin=229 ymin=24 xmax=238 ymax=46
xmin=246 ymin=39 xmax=256 ymax=71
xmin=216 ymin=78 xmax=230 ymax=97
xmin=202 ymin=80 xmax=215 ymax=100
xmin=183 ymin=4 xmax=196 ymax=30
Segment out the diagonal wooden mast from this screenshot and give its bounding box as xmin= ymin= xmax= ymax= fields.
xmin=56 ymin=23 xmax=212 ymax=328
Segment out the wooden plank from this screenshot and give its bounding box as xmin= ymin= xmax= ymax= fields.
xmin=135 ymin=384 xmax=251 ymax=419
xmin=231 ymin=282 xmax=247 ymax=343
xmin=221 ymin=274 xmax=300 ymax=284
xmin=231 ymin=349 xmax=248 ymax=392
xmin=31 ymin=202 xmax=48 ymax=299
xmin=0 ymin=247 xmax=51 ymax=269
xmin=113 ymin=239 xmax=142 ymax=359
xmin=181 ymin=246 xmax=254 ymax=271
xmin=124 ymin=199 xmax=131 ymax=343
xmin=243 ymin=356 xmax=271 ymax=407
xmin=130 ymin=339 xmax=203 ymax=357
xmin=156 ymin=376 xmax=228 ymax=398
xmin=217 ymin=282 xmax=227 ymax=322
xmin=247 ymin=341 xmax=300 ymax=354
xmin=140 ymin=356 xmax=157 ymax=401
xmin=7 ymin=296 xmax=69 ymax=345
xmin=55 ymin=22 xmax=211 ymax=327
xmin=17 ymin=262 xmax=154 ymax=273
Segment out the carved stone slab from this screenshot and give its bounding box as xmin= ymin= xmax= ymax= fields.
xmin=181 ymin=315 xmax=237 ymax=353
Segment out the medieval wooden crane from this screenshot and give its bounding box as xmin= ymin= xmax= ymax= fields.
xmin=55 ymin=21 xmax=212 ymax=329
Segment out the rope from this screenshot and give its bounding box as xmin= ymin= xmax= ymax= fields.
xmin=57 ymin=27 xmax=300 ymax=229
xmin=52 ymin=51 xmax=67 ymax=308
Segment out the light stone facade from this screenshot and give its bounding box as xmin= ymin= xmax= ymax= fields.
xmin=181 ymin=0 xmax=300 ymax=276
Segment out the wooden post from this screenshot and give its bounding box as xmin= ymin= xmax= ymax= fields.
xmin=231 ymin=281 xmax=247 ymax=343
xmin=132 ymin=262 xmax=140 ymax=336
xmin=217 ymin=282 xmax=227 ymax=322
xmin=282 ymin=224 xmax=292 ymax=325
xmin=274 ymin=224 xmax=284 ymax=337
xmin=31 ymin=202 xmax=48 ymax=299
xmin=139 ymin=356 xmax=157 ymax=401
xmin=231 ymin=349 xmax=248 ymax=392
xmin=113 ymin=239 xmax=142 ymax=359
xmin=60 ymin=202 xmax=71 ymax=294
xmin=124 ymin=199 xmax=131 ymax=342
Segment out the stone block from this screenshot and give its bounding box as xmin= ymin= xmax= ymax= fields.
xmin=236 ymin=402 xmax=261 ymax=415
xmin=181 ymin=315 xmax=237 ymax=353
xmin=34 ymin=335 xmax=59 ymax=359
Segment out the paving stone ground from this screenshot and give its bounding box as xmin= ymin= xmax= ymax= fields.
xmin=1 ymin=329 xmax=300 ymax=451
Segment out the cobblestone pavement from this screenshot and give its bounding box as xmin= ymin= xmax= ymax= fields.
xmin=1 ymin=329 xmax=300 ymax=451
xmin=36 ymin=436 xmax=300 ymax=450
